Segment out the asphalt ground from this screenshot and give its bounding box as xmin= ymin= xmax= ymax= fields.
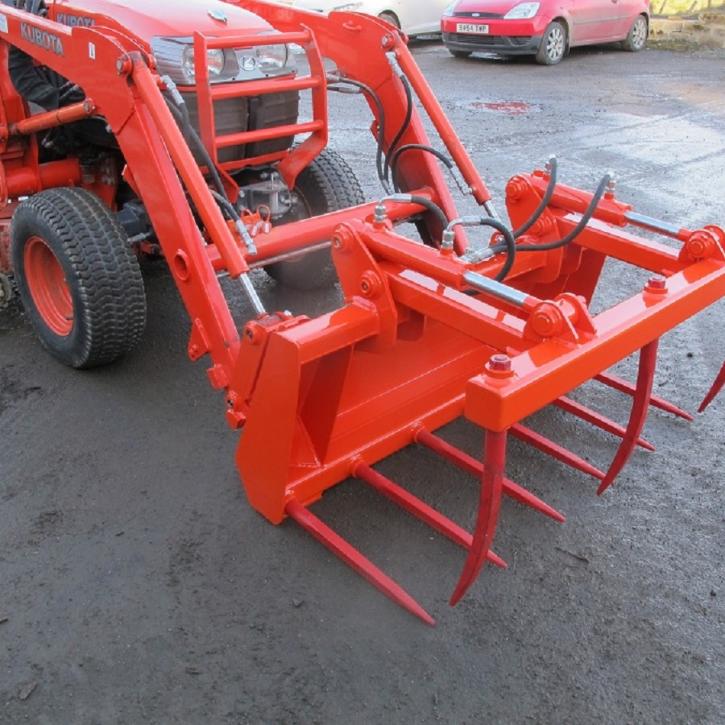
xmin=1 ymin=41 xmax=724 ymax=724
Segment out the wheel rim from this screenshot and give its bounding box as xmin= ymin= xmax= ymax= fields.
xmin=23 ymin=235 xmax=74 ymax=336
xmin=547 ymin=26 xmax=565 ymax=61
xmin=632 ymin=18 xmax=647 ymax=49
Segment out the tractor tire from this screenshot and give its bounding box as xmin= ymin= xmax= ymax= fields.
xmin=535 ymin=21 xmax=567 ymax=65
xmin=11 ymin=187 xmax=146 ymax=369
xmin=449 ymin=49 xmax=472 ymax=59
xmin=623 ymin=15 xmax=648 ymax=52
xmin=266 ymin=149 xmax=365 ymax=290
xmin=378 ymin=11 xmax=401 ymax=30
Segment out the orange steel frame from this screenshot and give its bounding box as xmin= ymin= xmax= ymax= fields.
xmin=0 ymin=1 xmax=723 ymax=624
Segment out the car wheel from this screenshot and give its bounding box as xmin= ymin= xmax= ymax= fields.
xmin=449 ymin=49 xmax=472 ymax=59
xmin=378 ymin=11 xmax=401 ymax=30
xmin=623 ymin=15 xmax=648 ymax=52
xmin=535 ymin=21 xmax=567 ymax=65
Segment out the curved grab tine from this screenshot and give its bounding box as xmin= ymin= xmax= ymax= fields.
xmin=597 ymin=340 xmax=659 ymax=496
xmin=450 ymin=429 xmax=507 ymax=607
xmin=699 ymin=361 xmax=725 ymax=413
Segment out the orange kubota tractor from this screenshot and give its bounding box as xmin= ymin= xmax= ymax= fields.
xmin=0 ymin=0 xmax=723 ymax=625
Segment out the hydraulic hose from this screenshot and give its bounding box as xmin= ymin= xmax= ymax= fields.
xmin=513 ymin=157 xmax=558 ymax=239
xmin=383 ymin=74 xmax=413 ymax=186
xmin=514 ymin=173 xmax=611 ymax=252
xmin=328 ymin=77 xmax=388 ymax=193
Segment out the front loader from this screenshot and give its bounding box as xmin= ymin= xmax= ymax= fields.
xmin=0 ymin=0 xmax=722 ymax=624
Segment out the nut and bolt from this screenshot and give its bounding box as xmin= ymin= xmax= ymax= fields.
xmin=488 ymin=354 xmax=512 ymax=372
xmin=645 ymin=275 xmax=668 ymax=295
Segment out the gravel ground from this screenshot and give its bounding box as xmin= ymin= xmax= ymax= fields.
xmin=1 ymin=42 xmax=724 ymax=724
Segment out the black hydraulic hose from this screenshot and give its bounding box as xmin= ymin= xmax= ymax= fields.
xmin=515 ymin=173 xmax=611 ymax=252
xmin=329 ymin=78 xmax=389 ymax=192
xmin=408 ymin=195 xmax=449 ymax=231
xmin=512 ymin=157 xmax=558 ymax=239
xmin=389 ymin=144 xmax=469 ymax=198
xmin=481 ymin=218 xmax=517 ymax=282
xmin=210 ymin=190 xmax=240 ymax=222
xmin=488 ymin=172 xmax=611 ymax=257
xmin=383 ymin=74 xmax=413 ymax=185
xmin=163 ymin=92 xmax=228 ymax=204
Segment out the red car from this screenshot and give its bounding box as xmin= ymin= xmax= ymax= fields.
xmin=442 ymin=1 xmax=650 ymax=65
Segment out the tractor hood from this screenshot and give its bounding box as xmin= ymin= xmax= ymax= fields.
xmin=50 ymin=0 xmax=273 ymax=42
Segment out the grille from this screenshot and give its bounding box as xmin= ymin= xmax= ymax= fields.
xmin=452 ymin=11 xmax=503 ymax=18
xmin=182 ymin=91 xmax=299 ymax=164
xmin=444 ymin=33 xmax=532 ymax=47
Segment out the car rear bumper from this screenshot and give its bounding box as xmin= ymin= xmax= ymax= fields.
xmin=442 ymin=31 xmax=542 ymax=55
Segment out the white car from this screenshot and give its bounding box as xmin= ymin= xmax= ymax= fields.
xmin=276 ymin=0 xmax=450 ymax=36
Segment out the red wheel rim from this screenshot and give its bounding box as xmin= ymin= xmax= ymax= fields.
xmin=23 ymin=236 xmax=74 ymax=337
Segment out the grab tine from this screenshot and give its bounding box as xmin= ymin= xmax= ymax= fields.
xmin=450 ymin=430 xmax=507 ymax=607
xmin=598 ymin=340 xmax=659 ymax=495
xmin=354 ymin=462 xmax=507 ymax=568
xmin=286 ymin=500 xmax=435 ymax=626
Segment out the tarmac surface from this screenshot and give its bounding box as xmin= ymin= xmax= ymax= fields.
xmin=1 ymin=42 xmax=724 ymax=724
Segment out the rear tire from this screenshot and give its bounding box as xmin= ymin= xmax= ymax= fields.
xmin=449 ymin=49 xmax=472 ymax=59
xmin=623 ymin=15 xmax=648 ymax=52
xmin=536 ymin=21 xmax=567 ymax=65
xmin=11 ymin=187 xmax=146 ymax=369
xmin=266 ymin=149 xmax=365 ymax=290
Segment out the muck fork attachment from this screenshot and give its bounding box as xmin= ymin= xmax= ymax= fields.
xmin=234 ymin=195 xmax=725 ymax=623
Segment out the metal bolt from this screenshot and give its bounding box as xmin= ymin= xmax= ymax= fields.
xmin=488 ymin=354 xmax=512 ymax=372
xmin=374 ymin=204 xmax=387 ymax=224
xmin=441 ymin=229 xmax=455 ymax=251
xmin=606 ymin=174 xmax=617 ymax=195
xmin=645 ymin=276 xmax=668 ymax=295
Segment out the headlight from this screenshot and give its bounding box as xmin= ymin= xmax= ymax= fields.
xmin=152 ymin=36 xmax=295 ymax=86
xmin=247 ymin=43 xmax=289 ymax=74
xmin=504 ymin=2 xmax=540 ymax=19
xmin=443 ymin=2 xmax=459 ymax=17
xmin=182 ymin=47 xmax=227 ymax=80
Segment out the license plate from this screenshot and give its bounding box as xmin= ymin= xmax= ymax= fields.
xmin=457 ymin=23 xmax=489 ymax=34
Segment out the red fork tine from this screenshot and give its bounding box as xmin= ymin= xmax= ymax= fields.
xmin=597 ymin=340 xmax=659 ymax=496
xmin=286 ymin=500 xmax=435 ymax=626
xmin=595 ymin=372 xmax=693 ymax=422
xmin=414 ymin=428 xmax=565 ymax=524
xmin=354 ymin=463 xmax=507 ymax=568
xmin=699 ymin=361 xmax=725 ymax=413
xmin=554 ymin=396 xmax=656 ymax=452
xmin=511 ymin=423 xmax=606 ymax=481
xmin=449 ymin=429 xmax=507 ymax=607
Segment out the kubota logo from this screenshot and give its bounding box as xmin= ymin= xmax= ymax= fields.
xmin=56 ymin=13 xmax=95 ymax=28
xmin=20 ymin=22 xmax=64 ymax=55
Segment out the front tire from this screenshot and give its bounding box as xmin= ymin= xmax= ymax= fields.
xmin=623 ymin=15 xmax=648 ymax=52
xmin=11 ymin=187 xmax=146 ymax=369
xmin=266 ymin=149 xmax=365 ymax=290
xmin=536 ymin=21 xmax=567 ymax=65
